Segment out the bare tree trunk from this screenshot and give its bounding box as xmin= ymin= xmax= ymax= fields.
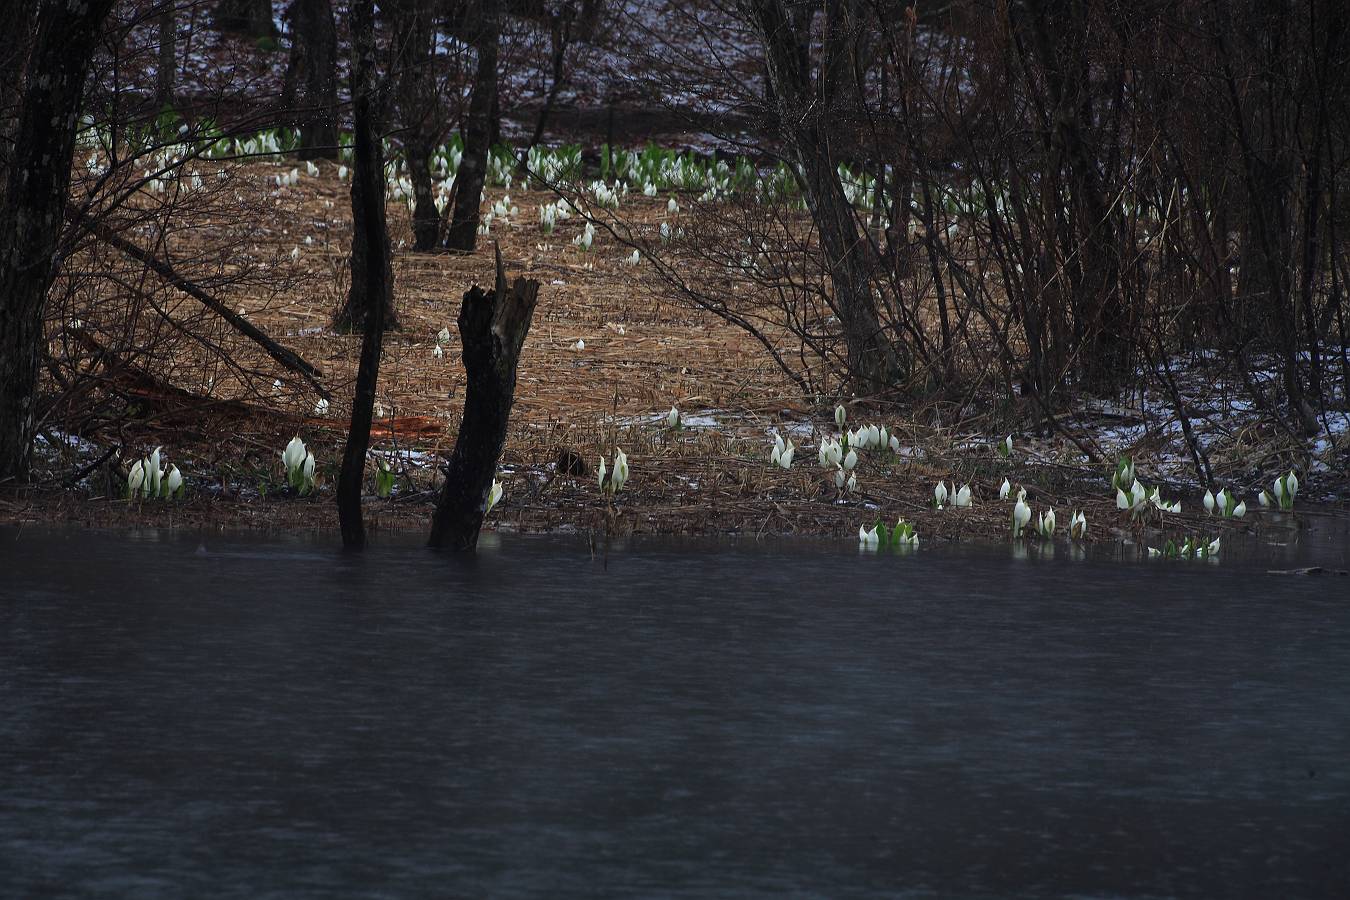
xmin=0 ymin=0 xmax=115 ymax=483
xmin=337 ymin=0 xmax=391 ymax=549
xmin=156 ymin=4 xmax=176 ymax=108
xmin=213 ymin=0 xmax=276 ymax=40
xmin=749 ymin=0 xmax=898 ymax=391
xmin=444 ymin=0 xmax=499 ymax=252
xmin=285 ymin=0 xmax=339 ymax=159
xmin=0 ymin=3 xmax=40 ymax=207
xmin=394 ymin=0 xmax=444 ymax=250
xmin=332 ymin=2 xmax=398 ymax=334
xmin=429 ymin=248 xmax=539 ymax=550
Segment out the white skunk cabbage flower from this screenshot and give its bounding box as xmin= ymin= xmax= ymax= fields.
xmin=1231 ymin=500 xmax=1246 ymax=518
xmin=165 ymin=464 xmax=183 ymax=498
xmin=833 ymin=468 xmax=846 ymax=489
xmin=127 ymin=459 xmax=146 ymax=498
xmin=1273 ymin=471 xmax=1299 ymax=510
xmin=147 ymin=446 xmax=163 ymax=497
xmin=997 ymin=435 xmax=1012 ymax=458
xmin=627 ymin=249 xmax=641 ymax=266
xmin=843 ymin=449 xmax=858 ymax=471
xmin=485 ymin=479 xmax=503 ymax=516
xmin=433 ymin=344 xmax=444 ymax=359
xmin=667 ymin=406 xmax=680 ymax=429
xmin=572 ymin=339 xmax=585 ymax=351
xmin=858 ymin=525 xmax=879 ymax=550
xmin=933 ymin=481 xmax=948 ymax=509
xmin=314 ymin=397 xmax=330 ymax=416
xmin=1148 ymin=546 xmax=1162 ymax=558
xmin=1012 ymin=497 xmax=1032 ymax=536
xmin=846 ymin=472 xmax=857 ymax=493
xmin=999 ymin=478 xmax=1011 ymax=501
xmin=819 ymin=439 xmax=842 ymax=468
xmin=1258 ymin=490 xmax=1271 ymax=508
xmin=302 ymin=452 xmax=316 ymax=491
xmin=1037 ymin=507 xmax=1056 ymax=537
xmin=770 ymin=433 xmax=795 ymax=469
xmin=1069 ymin=510 xmax=1087 ymax=538
xmin=1203 ymin=489 xmax=1216 ymax=514
xmin=954 ymin=484 xmax=972 ymax=508
xmin=835 ymin=405 xmax=847 ymax=429
xmin=437 ymin=327 xmax=451 ymax=343
xmin=599 ymin=450 xmax=629 ymax=496
xmin=1207 ymin=537 xmax=1221 ymax=556
xmin=283 ymin=436 xmax=306 ymax=477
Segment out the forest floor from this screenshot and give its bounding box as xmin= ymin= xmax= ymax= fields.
xmin=6 ymin=159 xmax=1349 ymax=550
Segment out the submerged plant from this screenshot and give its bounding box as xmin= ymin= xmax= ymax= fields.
xmin=1272 ymin=470 xmax=1299 ymax=511
xmin=1148 ymin=536 xmax=1221 ymax=561
xmin=1037 ymin=507 xmax=1057 ymax=538
xmin=1012 ymin=496 xmax=1032 ymax=537
xmin=1069 ymin=510 xmax=1088 ymax=539
xmin=858 ymin=518 xmax=918 ymax=551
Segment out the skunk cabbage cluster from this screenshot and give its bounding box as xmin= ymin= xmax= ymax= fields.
xmin=859 ymin=518 xmax=919 ymax=550
xmin=1148 ymin=536 xmax=1221 ymax=560
xmin=126 ymin=446 xmax=184 ymax=500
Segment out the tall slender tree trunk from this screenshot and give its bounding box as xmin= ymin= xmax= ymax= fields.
xmin=336 ymin=0 xmax=391 ymax=549
xmin=213 ymin=0 xmax=276 ymax=40
xmin=0 ymin=1 xmax=116 ymax=483
xmin=395 ymin=0 xmax=444 ymax=250
xmin=749 ymin=0 xmax=898 ymax=391
xmin=287 ymin=0 xmax=339 ymax=159
xmin=156 ymin=5 xmax=176 ymax=108
xmin=444 ymin=0 xmax=499 ymax=252
xmin=331 ymin=0 xmax=397 ymax=334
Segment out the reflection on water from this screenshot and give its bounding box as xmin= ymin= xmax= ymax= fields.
xmin=2 ymin=526 xmax=1348 ymax=898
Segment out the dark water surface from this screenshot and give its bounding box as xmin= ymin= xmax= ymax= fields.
xmin=2 ymin=526 xmax=1349 ymax=898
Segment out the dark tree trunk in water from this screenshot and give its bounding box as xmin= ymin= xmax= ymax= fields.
xmin=393 ymin=0 xmax=444 ymax=250
xmin=429 ymin=248 xmax=539 ymax=550
xmin=156 ymin=5 xmax=176 ymax=107
xmin=336 ymin=0 xmax=391 ymax=549
xmin=0 ymin=0 xmax=115 ymax=483
xmin=286 ymin=0 xmax=339 ymax=159
xmin=214 ymin=0 xmax=276 ymax=39
xmin=444 ymin=0 xmax=499 ymax=252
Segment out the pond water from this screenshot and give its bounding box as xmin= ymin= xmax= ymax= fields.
xmin=2 ymin=525 xmax=1348 ymax=898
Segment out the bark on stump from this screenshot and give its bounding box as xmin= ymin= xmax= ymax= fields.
xmin=428 ymin=249 xmax=539 ymax=550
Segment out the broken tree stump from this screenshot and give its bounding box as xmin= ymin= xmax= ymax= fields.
xmin=428 ymin=248 xmax=539 ymax=550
